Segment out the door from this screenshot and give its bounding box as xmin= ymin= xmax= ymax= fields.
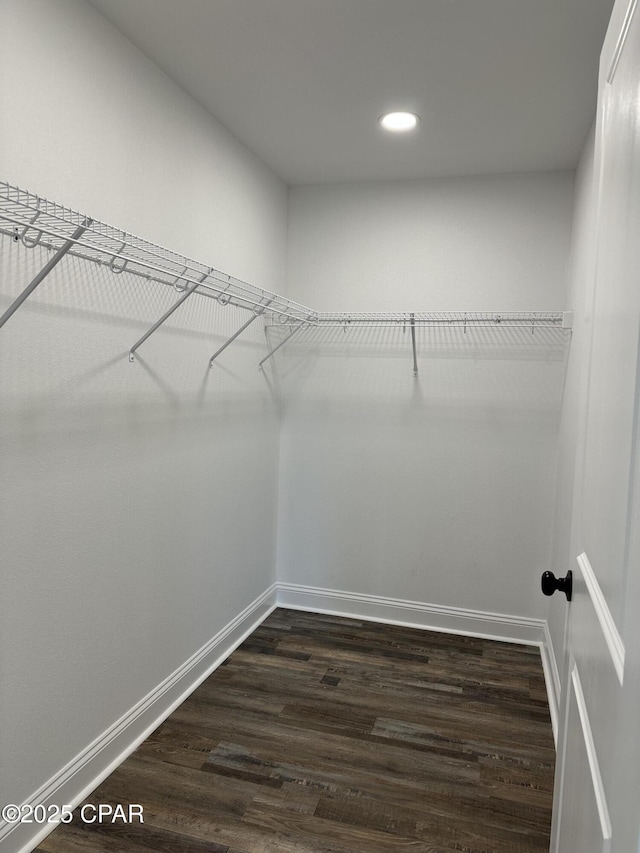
xmin=550 ymin=1 xmax=640 ymax=851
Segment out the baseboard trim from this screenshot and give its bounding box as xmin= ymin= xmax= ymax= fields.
xmin=276 ymin=582 xmax=545 ymax=644
xmin=3 ymin=584 xmax=277 ymax=853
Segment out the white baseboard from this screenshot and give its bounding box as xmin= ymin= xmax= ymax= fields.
xmin=276 ymin=582 xmax=558 ymax=741
xmin=277 ymin=582 xmax=545 ymax=644
xmin=2 ymin=584 xmax=277 ymax=853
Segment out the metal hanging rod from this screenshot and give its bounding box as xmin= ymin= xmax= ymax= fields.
xmin=267 ymin=311 xmax=572 ymax=329
xmin=261 ymin=310 xmax=573 ymax=373
xmin=0 ymin=181 xmax=316 ymax=328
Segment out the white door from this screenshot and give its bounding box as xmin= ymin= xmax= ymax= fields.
xmin=550 ymin=1 xmax=640 ymax=851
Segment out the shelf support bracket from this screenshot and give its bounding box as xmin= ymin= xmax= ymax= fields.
xmin=0 ymin=220 xmax=91 ymax=330
xmin=209 ymin=298 xmax=273 ymax=367
xmin=410 ymin=312 xmax=418 ymax=376
xmin=258 ymin=321 xmax=304 ymax=371
xmin=129 ymin=270 xmax=211 ymax=361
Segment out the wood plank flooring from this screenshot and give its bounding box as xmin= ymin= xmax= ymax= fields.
xmin=36 ymin=609 xmax=555 ymax=853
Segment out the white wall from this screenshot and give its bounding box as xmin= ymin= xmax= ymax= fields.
xmin=287 ymin=174 xmax=573 ymax=311
xmin=0 ymin=0 xmax=287 ymax=816
xmin=278 ymin=173 xmax=574 ymax=620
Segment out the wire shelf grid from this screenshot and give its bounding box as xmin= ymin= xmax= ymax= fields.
xmin=266 ymin=310 xmax=567 ymax=329
xmin=0 ymin=181 xmax=316 ymax=324
xmin=0 ymin=180 xmax=571 ymax=369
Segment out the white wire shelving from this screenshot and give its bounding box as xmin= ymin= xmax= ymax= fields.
xmin=0 ymin=180 xmax=572 ymax=373
xmin=263 ymin=311 xmax=572 ymax=374
xmin=267 ymin=310 xmax=570 ymax=329
xmin=0 ymin=181 xmax=316 ymax=363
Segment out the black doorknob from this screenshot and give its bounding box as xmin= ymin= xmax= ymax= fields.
xmin=541 ymin=570 xmax=572 ymax=601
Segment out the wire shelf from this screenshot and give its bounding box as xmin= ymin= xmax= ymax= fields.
xmin=266 ymin=310 xmax=569 ymax=329
xmin=0 ymin=180 xmax=572 ymax=370
xmin=0 ymin=181 xmax=316 ymax=324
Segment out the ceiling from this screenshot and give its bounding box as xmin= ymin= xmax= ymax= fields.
xmin=86 ymin=0 xmax=614 ymax=186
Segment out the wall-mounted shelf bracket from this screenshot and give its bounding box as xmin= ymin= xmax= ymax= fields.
xmin=410 ymin=312 xmax=418 ymax=377
xmin=209 ymin=298 xmax=274 ymax=367
xmin=258 ymin=321 xmax=305 ymax=371
xmin=129 ymin=270 xmax=212 ymax=361
xmin=0 ymin=220 xmax=91 ymax=329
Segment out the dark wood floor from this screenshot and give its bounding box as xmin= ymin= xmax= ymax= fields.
xmin=37 ymin=609 xmax=555 ymax=853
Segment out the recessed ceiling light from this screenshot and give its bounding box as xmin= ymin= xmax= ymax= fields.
xmin=379 ymin=111 xmax=420 ymax=132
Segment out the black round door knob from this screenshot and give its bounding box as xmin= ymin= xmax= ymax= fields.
xmin=541 ymin=570 xmax=572 ymax=601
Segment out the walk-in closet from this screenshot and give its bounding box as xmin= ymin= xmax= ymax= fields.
xmin=2 ymin=1 xmax=640 ymax=851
